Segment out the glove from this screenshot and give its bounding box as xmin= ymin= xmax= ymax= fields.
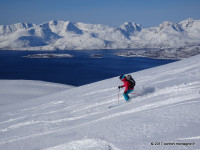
xmin=118 ymin=86 xmax=122 ymax=89
xmin=124 ymin=91 xmax=127 ymax=94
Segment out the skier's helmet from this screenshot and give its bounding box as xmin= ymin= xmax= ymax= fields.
xmin=119 ymin=74 xmax=125 ymax=80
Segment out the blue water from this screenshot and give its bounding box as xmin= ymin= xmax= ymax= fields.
xmin=0 ymin=50 xmax=177 ymax=86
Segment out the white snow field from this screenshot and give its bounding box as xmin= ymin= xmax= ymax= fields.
xmin=0 ymin=54 xmax=200 ymax=150
xmin=0 ymin=80 xmax=74 ymax=113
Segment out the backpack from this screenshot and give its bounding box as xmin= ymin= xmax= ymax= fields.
xmin=126 ymin=75 xmax=136 ymax=89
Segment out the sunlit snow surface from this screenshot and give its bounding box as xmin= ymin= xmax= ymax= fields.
xmin=0 ymin=55 xmax=200 ymax=150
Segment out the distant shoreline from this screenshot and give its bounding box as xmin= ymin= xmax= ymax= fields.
xmin=1 ymin=46 xmax=199 ymax=60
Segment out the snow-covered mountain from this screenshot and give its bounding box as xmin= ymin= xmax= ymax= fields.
xmin=117 ymin=22 xmax=142 ymax=39
xmin=0 ymin=18 xmax=200 ymax=57
xmin=0 ymin=54 xmax=200 ymax=150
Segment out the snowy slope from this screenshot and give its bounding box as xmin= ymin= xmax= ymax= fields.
xmin=0 ymin=18 xmax=200 ymax=55
xmin=0 ymin=55 xmax=200 ymax=150
xmin=0 ymin=80 xmax=74 ymax=113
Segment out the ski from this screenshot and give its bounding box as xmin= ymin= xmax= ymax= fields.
xmin=108 ymin=101 xmax=129 ymax=108
xmin=108 ymin=103 xmax=122 ymax=108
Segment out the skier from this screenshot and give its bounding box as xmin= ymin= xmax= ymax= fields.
xmin=118 ymin=74 xmax=134 ymax=101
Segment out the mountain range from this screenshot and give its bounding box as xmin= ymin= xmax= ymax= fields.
xmin=0 ymin=18 xmax=200 ymax=53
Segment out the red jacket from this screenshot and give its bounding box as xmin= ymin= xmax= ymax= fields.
xmin=121 ymin=77 xmax=134 ymax=92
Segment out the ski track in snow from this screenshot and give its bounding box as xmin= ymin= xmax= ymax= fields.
xmin=0 ymin=80 xmax=199 ymax=146
xmin=178 ymin=136 xmax=200 ymax=140
xmin=43 ymin=138 xmax=120 ymax=150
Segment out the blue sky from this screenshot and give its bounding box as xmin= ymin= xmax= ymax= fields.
xmin=0 ymin=0 xmax=199 ymax=27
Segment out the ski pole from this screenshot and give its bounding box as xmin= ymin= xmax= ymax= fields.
xmin=118 ymin=88 xmax=120 ymax=104
xmin=130 ymin=92 xmax=143 ymax=96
